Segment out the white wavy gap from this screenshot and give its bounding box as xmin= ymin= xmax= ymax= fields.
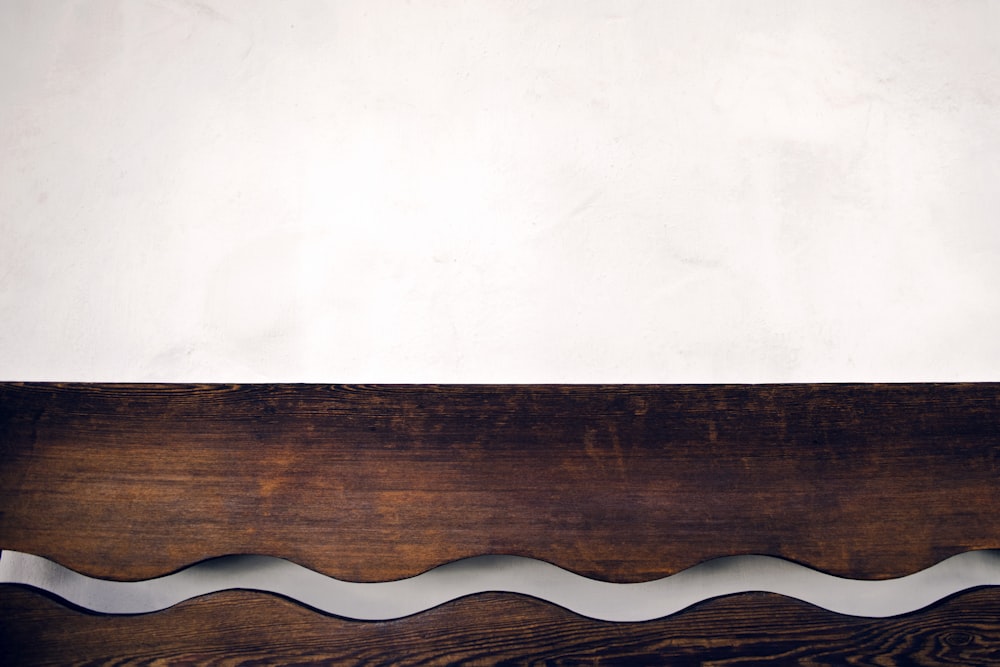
xmin=2 ymin=549 xmax=999 ymax=621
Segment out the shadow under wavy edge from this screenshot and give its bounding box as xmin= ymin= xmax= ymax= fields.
xmin=2 ymin=549 xmax=999 ymax=622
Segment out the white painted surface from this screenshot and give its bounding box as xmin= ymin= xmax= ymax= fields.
xmin=6 ymin=550 xmax=1000 ymax=620
xmin=2 ymin=0 xmax=998 ymax=382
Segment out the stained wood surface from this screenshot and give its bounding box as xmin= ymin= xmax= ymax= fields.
xmin=2 ymin=383 xmax=1000 ymax=664
xmin=3 ymin=586 xmax=1000 ymax=666
xmin=1 ymin=383 xmax=998 ymax=583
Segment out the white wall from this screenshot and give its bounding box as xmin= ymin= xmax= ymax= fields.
xmin=2 ymin=0 xmax=998 ymax=382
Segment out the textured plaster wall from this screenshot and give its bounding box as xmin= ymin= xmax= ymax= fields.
xmin=2 ymin=1 xmax=998 ymax=382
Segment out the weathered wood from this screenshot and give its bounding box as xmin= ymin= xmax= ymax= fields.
xmin=1 ymin=383 xmax=998 ymax=583
xmin=2 ymin=587 xmax=1000 ymax=666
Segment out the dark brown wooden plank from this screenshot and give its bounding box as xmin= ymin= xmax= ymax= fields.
xmin=1 ymin=383 xmax=998 ymax=582
xmin=2 ymin=586 xmax=1000 ymax=666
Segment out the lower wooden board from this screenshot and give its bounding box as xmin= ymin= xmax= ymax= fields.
xmin=2 ymin=587 xmax=999 ymax=666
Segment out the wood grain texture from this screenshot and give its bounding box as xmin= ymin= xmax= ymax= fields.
xmin=1 ymin=383 xmax=998 ymax=583
xmin=3 ymin=587 xmax=1000 ymax=666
